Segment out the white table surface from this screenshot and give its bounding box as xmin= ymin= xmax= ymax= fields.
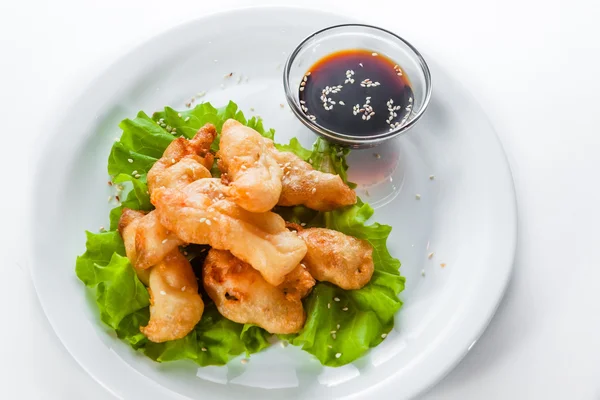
xmin=2 ymin=0 xmax=599 ymax=398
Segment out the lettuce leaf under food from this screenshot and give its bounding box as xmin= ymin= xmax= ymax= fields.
xmin=143 ymin=304 xmax=270 ymax=366
xmin=280 ymin=200 xmax=404 ymax=366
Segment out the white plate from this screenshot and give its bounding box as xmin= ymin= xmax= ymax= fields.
xmin=30 ymin=6 xmax=516 ymax=400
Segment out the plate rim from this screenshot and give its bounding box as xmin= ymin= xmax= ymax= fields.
xmin=29 ymin=5 xmax=518 ymax=400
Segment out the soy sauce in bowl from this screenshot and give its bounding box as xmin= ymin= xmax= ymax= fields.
xmin=298 ymin=49 xmax=414 ymax=137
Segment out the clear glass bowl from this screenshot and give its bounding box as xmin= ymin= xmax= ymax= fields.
xmin=284 ymin=24 xmax=432 ymax=148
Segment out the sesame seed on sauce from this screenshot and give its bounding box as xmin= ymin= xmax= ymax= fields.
xmin=298 ymin=49 xmax=413 ymax=136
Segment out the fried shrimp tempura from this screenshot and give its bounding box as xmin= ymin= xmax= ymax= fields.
xmin=218 ymin=119 xmax=282 ymax=213
xmin=273 ymin=150 xmax=357 ymax=211
xmin=151 ymin=178 xmax=307 ymax=286
xmin=140 ymin=250 xmax=204 ymax=343
xmin=293 ymin=226 xmax=374 ymax=290
xmin=147 ymin=123 xmax=216 ymax=194
xmin=203 ymin=249 xmax=306 ymax=334
xmin=278 ymin=264 xmax=315 ymax=302
xmin=118 ymin=209 xmax=185 ymax=275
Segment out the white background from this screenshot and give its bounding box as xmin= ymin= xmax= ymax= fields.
xmin=2 ymin=0 xmax=599 ymax=399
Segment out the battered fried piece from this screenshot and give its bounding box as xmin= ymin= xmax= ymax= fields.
xmin=151 ymin=178 xmax=307 ymax=286
xmin=147 ymin=124 xmax=216 ymax=194
xmin=273 ymin=150 xmax=357 ymax=211
xmin=278 ymin=264 xmax=315 ymax=302
xmin=295 ymin=227 xmax=374 ymax=290
xmin=203 ymin=249 xmax=306 ymax=334
xmin=118 ymin=209 xmax=185 ymax=276
xmin=218 ymin=119 xmax=282 ymax=213
xmin=140 ymin=250 xmax=204 ymax=343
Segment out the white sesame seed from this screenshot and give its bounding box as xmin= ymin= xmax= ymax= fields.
xmin=337 ymin=324 xmax=340 ymax=329
xmin=381 ymin=333 xmax=387 ymax=338
xmin=241 ymin=359 xmax=248 ymax=364
xmin=330 ymin=330 xmax=337 ymax=334
xmin=205 ymin=219 xmax=212 ymax=225
xmin=335 ymin=353 xmax=342 ymax=358
xmin=428 ymin=252 xmax=434 ymax=259
xmin=334 ymin=297 xmax=340 ymax=302
xmin=429 ymin=175 xmax=435 ymax=180
xmin=421 ymin=269 xmax=426 ymax=276
xmin=108 ymin=196 xmax=113 ymax=202
xmin=160 ymin=290 xmax=166 ymax=295
xmin=327 ymin=303 xmax=331 ymax=309
xmin=339 ymin=101 xmax=345 ymax=106
xmin=359 ymin=63 xmax=363 ymax=67
xmin=342 ymin=307 xmax=348 ymax=311
xmin=161 ymin=239 xmax=168 ymax=244
xmin=201 ymin=347 xmax=207 ymax=352
xmin=184 ymin=116 xmax=190 ymax=122
xmin=332 ymin=333 xmax=337 ymax=339
xmin=181 ymin=286 xmax=186 ymax=291
xmin=416 ymin=194 xmax=421 ymax=200
xmin=328 ymin=345 xmax=333 ymax=349
xmin=311 ymin=187 xmax=316 ymax=194
xmin=99 ymin=226 xmax=106 ymax=232
xmin=374 ymin=153 xmax=381 ymax=159
xmin=300 ymin=222 xmax=307 ymax=227
xmin=199 ymin=218 xmax=206 ymax=223
xmin=300 ymin=87 xmax=304 ymax=91
xmin=127 ymin=158 xmax=133 ymax=163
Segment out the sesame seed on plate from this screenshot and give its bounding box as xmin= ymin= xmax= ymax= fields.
xmin=421 ymin=269 xmax=426 ymax=276
xmin=441 ymin=263 xmax=447 ymax=268
xmin=241 ymin=359 xmax=248 ymax=365
xmin=415 ymin=194 xmax=421 ymax=200
xmin=428 ymin=252 xmax=434 ymax=259
xmin=429 ymin=175 xmax=435 ymax=180
xmin=108 ymin=196 xmax=112 ymax=202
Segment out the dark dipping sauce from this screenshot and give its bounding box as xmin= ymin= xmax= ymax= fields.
xmin=298 ymin=49 xmax=414 ymax=137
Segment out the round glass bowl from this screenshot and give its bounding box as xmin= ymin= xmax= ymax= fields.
xmin=284 ymin=24 xmax=432 ymax=148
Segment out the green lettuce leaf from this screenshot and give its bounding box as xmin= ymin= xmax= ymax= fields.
xmin=281 ymin=200 xmax=404 ymax=366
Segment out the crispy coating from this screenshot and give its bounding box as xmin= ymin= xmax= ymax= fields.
xmin=272 ymin=149 xmax=357 ymax=211
xmin=140 ymin=250 xmax=204 ymax=343
xmin=203 ymin=249 xmax=306 ymax=334
xmin=147 ymin=124 xmax=216 ymax=194
xmin=118 ymin=209 xmax=185 ymax=276
xmin=151 ymin=178 xmax=307 ymax=286
xmin=278 ymin=264 xmax=315 ymax=302
xmin=218 ymin=119 xmax=283 ymax=212
xmin=296 ymin=227 xmax=374 ymax=290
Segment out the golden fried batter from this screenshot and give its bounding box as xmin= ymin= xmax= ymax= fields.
xmin=273 ymin=150 xmax=357 ymax=211
xmin=151 ymin=178 xmax=307 ymax=286
xmin=147 ymin=124 xmax=216 ymax=194
xmin=218 ymin=119 xmax=282 ymax=213
xmin=295 ymin=227 xmax=374 ymax=290
xmin=278 ymin=264 xmax=315 ymax=302
xmin=118 ymin=209 xmax=185 ymax=276
xmin=140 ymin=250 xmax=204 ymax=343
xmin=203 ymin=249 xmax=306 ymax=334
